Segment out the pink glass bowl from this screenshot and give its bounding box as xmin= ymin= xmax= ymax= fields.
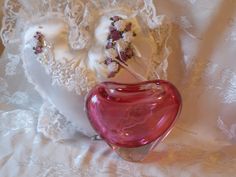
xmin=86 ymin=80 xmax=182 ymax=161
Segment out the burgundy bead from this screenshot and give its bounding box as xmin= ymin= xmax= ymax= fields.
xmin=112 ymin=16 xmax=121 ymax=22
xmin=117 ymin=51 xmax=128 ymax=61
xmin=110 ymin=30 xmax=122 ymax=41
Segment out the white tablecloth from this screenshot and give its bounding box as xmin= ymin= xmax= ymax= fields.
xmin=1 ymin=0 xmax=236 ymax=176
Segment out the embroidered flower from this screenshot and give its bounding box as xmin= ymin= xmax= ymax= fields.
xmin=33 ymin=32 xmax=45 ymax=54
xmin=103 ymin=16 xmax=137 ymax=78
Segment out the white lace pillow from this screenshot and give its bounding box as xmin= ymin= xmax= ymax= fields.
xmin=1 ymin=0 xmax=171 ymax=137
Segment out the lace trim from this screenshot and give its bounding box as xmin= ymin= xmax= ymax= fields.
xmin=37 ymin=102 xmax=78 ymax=142
xmin=1 ymin=0 xmax=87 ymax=48
xmin=148 ymin=17 xmax=172 ymax=80
xmin=1 ymin=0 xmax=21 ymax=46
xmin=65 ymin=0 xmax=89 ymax=50
xmin=0 ymin=77 xmax=30 ymax=107
xmin=50 ymin=59 xmax=97 ymax=94
xmin=29 ymin=35 xmax=97 ymax=95
xmin=5 ymin=53 xmax=20 ymax=76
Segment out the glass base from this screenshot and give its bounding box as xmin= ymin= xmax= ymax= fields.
xmin=109 ymin=137 xmax=162 ymax=162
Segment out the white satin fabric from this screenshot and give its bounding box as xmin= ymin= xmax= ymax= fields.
xmin=1 ymin=0 xmax=236 ymax=176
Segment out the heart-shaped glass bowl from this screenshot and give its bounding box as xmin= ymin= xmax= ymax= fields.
xmin=86 ymin=80 xmax=182 ymax=161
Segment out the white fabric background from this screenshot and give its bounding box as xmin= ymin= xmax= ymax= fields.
xmin=1 ymin=0 xmax=236 ymax=176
